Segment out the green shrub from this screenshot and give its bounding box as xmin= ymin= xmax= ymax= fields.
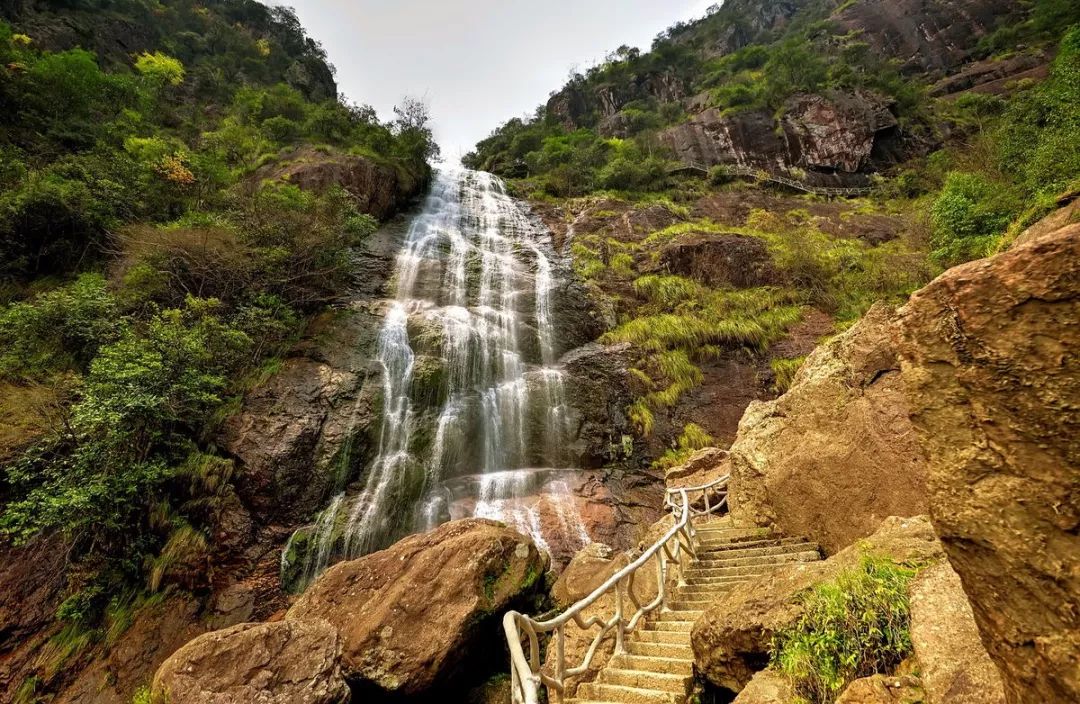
xmin=771 ymin=556 xmax=917 ymax=704
xmin=654 ymin=422 xmax=715 ymax=470
xmin=930 ymin=171 xmax=1020 ymax=266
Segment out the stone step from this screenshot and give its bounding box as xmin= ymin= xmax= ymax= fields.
xmin=692 ymin=550 xmax=821 ymax=570
xmin=576 ymin=682 xmax=684 ymax=704
xmin=696 ymin=541 xmax=818 ymax=560
xmin=677 ymin=583 xmax=736 ymax=597
xmin=695 ymin=536 xmax=812 ymax=553
xmin=646 ymin=620 xmax=694 ymax=632
xmin=599 ymin=668 xmax=691 ymax=694
xmin=684 ymin=564 xmax=778 ymax=578
xmin=634 ymin=629 xmax=690 ymax=645
xmin=626 ymin=641 xmax=693 ymax=659
xmin=693 ymin=528 xmax=771 ymax=543
xmin=654 ymin=609 xmax=704 ymax=622
xmin=682 ymin=573 xmax=757 ymax=587
xmin=668 ymin=599 xmax=714 ymax=611
xmin=612 ymin=654 xmax=693 ymax=676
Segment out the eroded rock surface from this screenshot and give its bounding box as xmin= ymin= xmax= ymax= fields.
xmin=729 ymin=303 xmax=929 ymax=553
xmin=910 ymin=562 xmax=1006 ymax=704
xmin=897 ymin=225 xmax=1080 ymax=703
xmin=732 ymin=669 xmax=797 ymax=703
xmin=286 ymin=519 xmax=545 ymax=697
xmin=834 ymin=674 xmax=923 ymax=704
xmin=151 ymin=620 xmax=348 ymax=704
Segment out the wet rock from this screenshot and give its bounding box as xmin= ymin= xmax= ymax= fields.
xmin=286 ymin=519 xmax=545 ymax=698
xmin=835 ymin=675 xmax=923 ymax=704
xmin=909 ymin=562 xmax=1005 ymax=704
xmin=729 ymin=303 xmax=929 ymax=554
xmin=249 ymin=147 xmax=427 ymax=220
xmin=220 ymin=306 xmax=384 ymax=524
xmin=691 ymin=516 xmax=943 ymax=691
xmin=559 ymin=342 xmax=640 ymax=467
xmin=655 ymin=233 xmax=779 ymax=288
xmin=0 ymin=536 xmax=66 ymax=695
xmin=732 ymin=669 xmax=797 ymax=703
xmin=151 ymin=619 xmax=348 ymax=704
xmin=896 ymin=224 xmax=1080 ymax=703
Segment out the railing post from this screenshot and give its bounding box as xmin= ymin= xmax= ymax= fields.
xmin=614 ymin=576 xmax=627 ymax=654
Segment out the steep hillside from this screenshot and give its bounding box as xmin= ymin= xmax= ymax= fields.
xmin=466 ymin=0 xmax=1080 ymax=467
xmin=0 ymin=2 xmax=436 ymax=701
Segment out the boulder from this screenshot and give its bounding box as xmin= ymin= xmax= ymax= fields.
xmin=151 ymin=620 xmax=348 ymax=704
xmin=551 ymin=543 xmax=629 ymax=608
xmin=286 ymin=519 xmax=545 ymax=697
xmin=691 ymin=516 xmax=943 ymax=691
xmin=665 ymin=447 xmax=728 ymax=486
xmin=732 ymin=669 xmax=797 ymax=703
xmin=655 ymin=233 xmax=779 ymax=289
xmin=729 ymin=303 xmax=929 ymax=553
xmin=909 ymin=562 xmax=1006 ymax=704
xmin=896 ymin=225 xmax=1080 ymax=703
xmin=834 ymin=675 xmax=923 ymax=704
xmin=249 ymin=147 xmax=426 ymax=220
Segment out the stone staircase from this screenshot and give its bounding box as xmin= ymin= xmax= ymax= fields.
xmin=568 ymin=521 xmax=821 ymax=704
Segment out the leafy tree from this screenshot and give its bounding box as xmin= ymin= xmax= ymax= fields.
xmin=134 ymin=51 xmax=185 ymax=86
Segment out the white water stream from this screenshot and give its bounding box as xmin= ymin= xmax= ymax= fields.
xmin=287 ymin=168 xmax=591 ymax=587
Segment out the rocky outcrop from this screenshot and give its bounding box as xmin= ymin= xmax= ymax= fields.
xmin=834 ymin=675 xmax=923 ymax=704
xmin=558 ymin=342 xmax=640 ymax=467
xmin=696 ymin=0 xmax=803 ymax=56
xmin=731 ymin=669 xmax=797 ymax=703
xmin=250 ymin=147 xmax=427 ymax=220
xmin=660 ymin=90 xmax=898 ymax=183
xmin=151 ymin=620 xmax=348 ymax=704
xmin=286 ymin=519 xmax=545 ymax=697
xmin=833 ymin=0 xmax=1018 ymax=76
xmin=910 ymin=562 xmax=1006 ymax=704
xmin=728 ymin=303 xmax=929 ymax=554
xmin=547 ymin=71 xmax=688 ymax=132
xmin=896 ymin=225 xmax=1080 ymax=703
xmin=220 ymin=306 xmax=384 ymax=524
xmin=691 ymin=516 xmax=943 ymax=691
xmin=654 ymin=233 xmax=779 ymax=288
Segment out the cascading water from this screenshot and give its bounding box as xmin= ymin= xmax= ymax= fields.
xmin=286 ymin=168 xmax=591 ymax=587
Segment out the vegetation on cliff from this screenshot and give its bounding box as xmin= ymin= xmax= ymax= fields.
xmin=0 ymin=0 xmax=435 ymax=678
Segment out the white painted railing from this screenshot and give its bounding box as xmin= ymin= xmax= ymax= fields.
xmin=670 ymin=160 xmax=873 ymax=197
xmin=503 ymin=474 xmax=731 ymax=704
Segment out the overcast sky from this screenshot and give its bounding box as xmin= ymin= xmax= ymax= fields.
xmin=275 ymin=1 xmax=717 ymax=161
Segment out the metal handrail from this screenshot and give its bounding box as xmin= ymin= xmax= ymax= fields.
xmin=503 ymin=474 xmax=731 ymax=704
xmin=670 ymin=160 xmax=873 ymax=197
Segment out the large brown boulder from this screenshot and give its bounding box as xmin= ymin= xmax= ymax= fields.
xmin=655 ymin=233 xmax=779 ymax=289
xmin=834 ymin=675 xmax=923 ymax=704
xmin=151 ymin=620 xmax=348 ymax=704
xmin=286 ymin=519 xmax=545 ymax=697
xmin=896 ymin=225 xmax=1080 ymax=703
xmin=691 ymin=516 xmax=943 ymax=691
xmin=909 ymin=562 xmax=1006 ymax=704
xmin=729 ymin=303 xmax=929 ymax=553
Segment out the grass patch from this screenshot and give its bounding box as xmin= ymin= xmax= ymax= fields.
xmin=771 ymin=556 xmax=918 ymax=704
xmin=654 ymin=422 xmax=715 ymax=470
xmin=771 ymin=356 xmax=806 ymax=393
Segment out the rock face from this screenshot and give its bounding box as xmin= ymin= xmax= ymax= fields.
xmin=655 ymin=233 xmax=779 ymax=288
xmin=729 ymin=303 xmax=929 ymax=554
xmin=896 ymin=225 xmax=1080 ymax=703
xmin=250 ymin=147 xmax=427 ymax=220
xmin=909 ymin=562 xmax=1006 ymax=704
xmin=220 ymin=306 xmax=384 ymax=524
xmin=558 ymin=342 xmax=640 ymax=466
xmin=691 ymin=516 xmax=943 ymax=692
xmin=660 ymin=91 xmax=898 ymax=184
xmin=834 ymin=0 xmax=1018 ymax=75
xmin=286 ymin=519 xmax=545 ymax=697
xmin=151 ymin=620 xmax=348 ymax=704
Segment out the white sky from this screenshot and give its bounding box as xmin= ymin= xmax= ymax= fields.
xmin=276 ymin=1 xmax=718 ymax=161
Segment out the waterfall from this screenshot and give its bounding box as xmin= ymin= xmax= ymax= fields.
xmin=287 ymin=168 xmax=590 ymax=587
